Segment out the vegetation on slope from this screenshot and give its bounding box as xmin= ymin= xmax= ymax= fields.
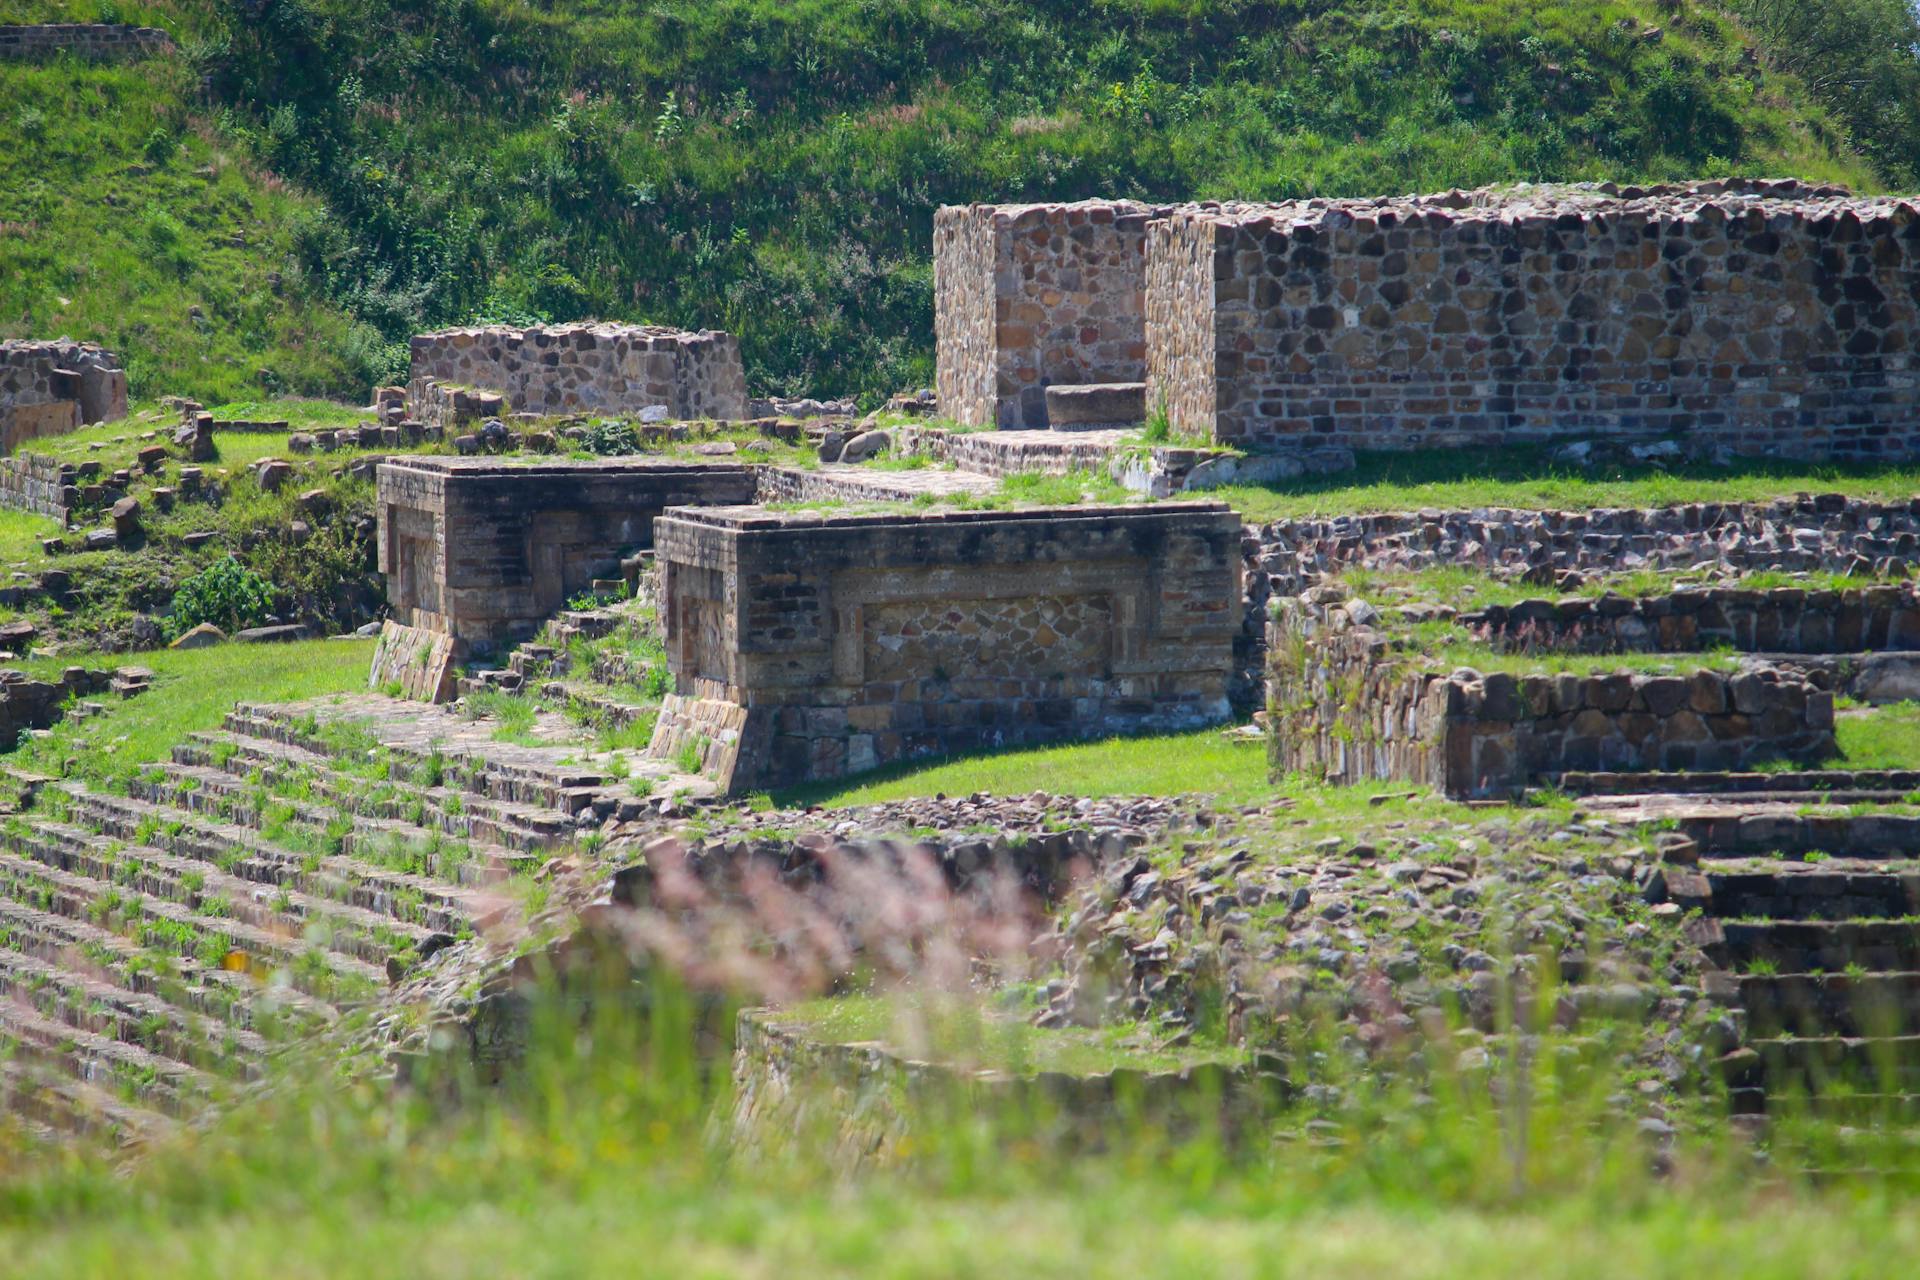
xmin=2 ymin=0 xmax=1912 ymax=403
xmin=0 ymin=46 xmax=362 ymax=400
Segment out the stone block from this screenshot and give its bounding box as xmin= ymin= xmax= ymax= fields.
xmin=1045 ymin=382 xmax=1147 ymax=427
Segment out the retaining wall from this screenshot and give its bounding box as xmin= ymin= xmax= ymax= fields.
xmin=0 ymin=23 xmax=173 ymax=58
xmin=1267 ymin=604 xmax=1835 ymax=797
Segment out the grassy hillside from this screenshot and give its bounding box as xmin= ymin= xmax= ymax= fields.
xmin=0 ymin=0 xmax=1911 ymax=403
xmin=0 ymin=37 xmax=364 ymax=401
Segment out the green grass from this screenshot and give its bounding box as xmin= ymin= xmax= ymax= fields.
xmin=8 ymin=637 xmax=374 ymax=784
xmin=1215 ymin=447 xmax=1920 ymax=522
xmin=0 ymin=48 xmax=361 ymax=401
xmin=1833 ymin=701 xmax=1920 ymax=770
xmin=774 ymin=727 xmax=1271 ymax=808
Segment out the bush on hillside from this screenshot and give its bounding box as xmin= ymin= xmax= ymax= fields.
xmin=167 ymin=556 xmax=276 ymax=638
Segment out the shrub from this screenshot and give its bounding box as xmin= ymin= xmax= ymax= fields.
xmin=167 ymin=556 xmax=276 ymax=638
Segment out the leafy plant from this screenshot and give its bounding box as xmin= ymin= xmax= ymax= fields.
xmin=166 ymin=557 xmax=276 ymax=639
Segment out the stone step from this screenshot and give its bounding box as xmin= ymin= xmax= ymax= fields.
xmin=0 ymin=895 xmax=334 ymax=1035
xmin=174 ymin=732 xmax=576 ymax=854
xmin=0 ymin=945 xmax=270 ymax=1075
xmin=1744 ymin=1035 xmax=1920 ymax=1090
xmin=59 ymin=786 xmax=490 ymax=936
xmin=0 ymin=1057 xmax=170 ymax=1142
xmin=1694 ymin=919 xmax=1920 ymax=972
xmin=1700 ymin=867 xmax=1920 ymax=920
xmin=227 ymin=702 xmax=616 ymax=813
xmin=1682 ymin=811 xmax=1920 ymax=859
xmin=0 ymin=994 xmax=208 ymax=1113
xmin=1728 ymin=1085 xmax=1920 ymax=1121
xmin=1740 ymin=971 xmax=1920 ymax=1037
xmin=0 ymin=850 xmax=387 ymax=1004
xmin=7 ymin=817 xmax=439 ymax=967
xmin=1562 ymin=769 xmax=1920 ymax=797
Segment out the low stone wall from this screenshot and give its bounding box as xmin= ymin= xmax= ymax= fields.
xmin=376 ymin=457 xmax=756 ymax=654
xmin=0 ymin=339 xmax=126 ymax=453
xmin=1267 ymin=601 xmax=1835 ymax=797
xmin=408 ymin=322 xmax=747 ymax=423
xmin=0 ymin=454 xmax=78 ymax=521
xmin=0 ymin=23 xmax=173 ymax=59
xmin=1243 ymin=495 xmax=1920 ymax=604
xmin=1457 ymin=583 xmax=1920 ymax=655
xmin=0 ymin=665 xmax=149 ymax=750
xmin=732 ymin=1009 xmax=1262 ymax=1163
xmin=648 ymin=502 xmax=1242 ymax=792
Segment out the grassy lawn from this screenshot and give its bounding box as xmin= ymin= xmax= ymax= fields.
xmin=1215 ymin=448 xmax=1920 ymax=522
xmin=773 ymin=728 xmax=1273 ymax=809
xmin=7 ymin=637 xmax=374 ymax=781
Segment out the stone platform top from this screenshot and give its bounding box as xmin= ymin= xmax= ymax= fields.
xmin=666 ymin=498 xmax=1232 ymax=532
xmin=380 ymin=455 xmax=751 ymax=479
xmin=0 ymin=338 xmax=121 ymax=366
xmin=410 ymin=321 xmax=726 ymax=347
xmin=1177 ymin=177 xmax=1876 ymax=230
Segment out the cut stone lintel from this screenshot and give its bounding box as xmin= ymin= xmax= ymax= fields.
xmin=648 ymin=501 xmax=1243 ymax=793
xmin=375 ymin=456 xmax=756 ymax=653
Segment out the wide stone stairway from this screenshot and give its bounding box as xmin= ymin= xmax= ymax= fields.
xmin=1612 ymin=789 xmax=1920 ymax=1120
xmin=0 ymin=696 xmax=664 ymax=1142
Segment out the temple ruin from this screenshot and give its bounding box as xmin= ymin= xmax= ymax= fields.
xmin=0 ymin=339 xmax=127 ymax=453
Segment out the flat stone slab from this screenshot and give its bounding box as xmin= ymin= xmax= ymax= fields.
xmin=1044 ymin=381 xmax=1146 ymax=427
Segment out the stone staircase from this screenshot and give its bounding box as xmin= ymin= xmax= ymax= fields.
xmin=1647 ymin=815 xmax=1920 ymax=1120
xmin=0 ymin=693 xmax=696 ymax=1141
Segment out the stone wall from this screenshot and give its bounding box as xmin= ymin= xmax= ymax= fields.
xmin=1148 ymin=180 xmax=1920 ymax=457
xmin=0 ymin=340 xmax=126 ymax=453
xmin=1243 ymin=495 xmax=1920 ymax=604
xmin=375 ymin=457 xmax=756 ymax=655
xmin=1455 ymin=583 xmax=1920 ymax=655
xmin=0 ymin=454 xmax=79 ymax=521
xmin=1267 ymin=604 xmax=1835 ymax=797
xmin=934 ymin=201 xmax=1173 ymax=428
xmin=0 ymin=23 xmax=174 ymax=59
xmin=648 ymin=503 xmax=1242 ymax=792
xmin=407 ymin=322 xmax=747 ymax=423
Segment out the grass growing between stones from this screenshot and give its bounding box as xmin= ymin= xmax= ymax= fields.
xmin=2 ymin=980 xmax=1918 ymax=1279
xmin=1215 ymin=447 xmax=1920 ymax=521
xmin=6 ymin=637 xmax=374 ymax=785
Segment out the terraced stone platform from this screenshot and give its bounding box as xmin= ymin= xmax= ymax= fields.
xmin=0 ymin=693 xmax=711 ymax=1140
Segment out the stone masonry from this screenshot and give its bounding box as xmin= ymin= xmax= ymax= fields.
xmin=1267 ymin=599 xmax=1836 ymax=798
xmin=408 ymin=323 xmax=747 ymax=425
xmin=648 ymin=503 xmax=1242 ymax=792
xmin=934 ymin=201 xmax=1175 ymax=429
xmin=0 ymin=340 xmax=126 ymax=453
xmin=1146 ymin=179 xmax=1920 ymax=456
xmin=0 ymin=24 xmax=174 ymax=59
xmin=376 ymin=457 xmax=756 ymax=654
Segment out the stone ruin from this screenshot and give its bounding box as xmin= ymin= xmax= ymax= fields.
xmin=647 ymin=502 xmax=1242 ymax=793
xmin=938 ymin=180 xmax=1920 ymax=462
xmin=0 ymin=340 xmax=126 ymax=453
xmin=0 ymin=23 xmax=174 ymax=59
xmin=375 ymin=456 xmax=755 ymax=655
xmin=407 ymin=322 xmax=748 ymax=429
xmin=934 ymin=200 xmax=1174 ymax=429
